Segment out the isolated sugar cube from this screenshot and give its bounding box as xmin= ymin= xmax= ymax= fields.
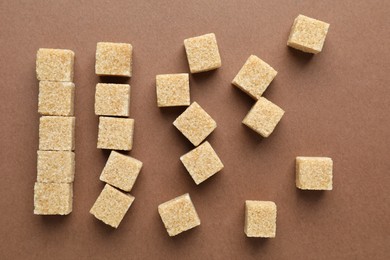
xmin=95 ymin=83 xmax=131 ymax=117
xmin=36 ymin=48 xmax=74 ymax=82
xmin=173 ymin=102 xmax=217 ymax=146
xmin=242 ymin=97 xmax=284 ymax=138
xmin=37 ymin=151 xmax=75 ymax=183
xmin=97 ymin=117 xmax=134 ymax=151
xmin=180 ymin=141 xmax=224 ymax=185
xmin=38 ymin=81 xmax=75 ymax=116
xmin=100 ymin=151 xmax=143 ymax=192
xmin=39 ymin=116 xmax=75 ymax=151
xmin=95 ymin=42 xmax=133 ymax=77
xmin=158 ymin=193 xmax=201 ymax=236
xmin=90 ymin=184 xmax=135 ymax=228
xmin=287 ymin=14 xmax=330 ymax=54
xmin=156 ymin=73 xmax=190 ymax=107
xmin=184 ymin=33 xmax=221 ymax=73
xmin=232 ymin=55 xmax=277 ymax=99
xmin=296 ymin=157 xmax=333 ymax=190
xmin=245 ymin=200 xmax=277 ymax=238
xmin=34 ymin=182 xmax=73 ymax=215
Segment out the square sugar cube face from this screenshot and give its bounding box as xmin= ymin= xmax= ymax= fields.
xmin=36 ymin=48 xmax=74 ymax=82
xmin=37 ymin=151 xmax=75 ymax=183
xmin=158 ymin=193 xmax=201 ymax=236
xmin=245 ymin=200 xmax=277 ymax=238
xmin=95 ymin=42 xmax=133 ymax=77
xmin=95 ymin=83 xmax=131 ymax=117
xmin=287 ymin=14 xmax=330 ymax=54
xmin=156 ymin=73 xmax=190 ymax=107
xmin=180 ymin=141 xmax=224 ymax=185
xmin=296 ymin=157 xmax=333 ymax=190
xmin=100 ymin=151 xmax=143 ymax=192
xmin=34 ymin=182 xmax=73 ymax=215
xmin=232 ymin=55 xmax=277 ymax=99
xmin=39 ymin=116 xmax=75 ymax=151
xmin=184 ymin=33 xmax=221 ymax=73
xmin=97 ymin=117 xmax=134 ymax=151
xmin=90 ymin=184 xmax=135 ymax=228
xmin=242 ymin=97 xmax=284 ymax=138
xmin=173 ymin=102 xmax=217 ymax=146
xmin=38 ymin=81 xmax=75 ymax=116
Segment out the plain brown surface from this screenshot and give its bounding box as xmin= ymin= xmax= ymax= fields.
xmin=1 ymin=1 xmax=389 ymax=259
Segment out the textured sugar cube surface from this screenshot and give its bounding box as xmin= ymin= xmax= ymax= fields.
xmin=38 ymin=81 xmax=75 ymax=116
xmin=34 ymin=182 xmax=73 ymax=215
xmin=100 ymin=151 xmax=143 ymax=192
xmin=180 ymin=141 xmax=224 ymax=185
xmin=245 ymin=200 xmax=277 ymax=238
xmin=39 ymin=116 xmax=75 ymax=151
xmin=184 ymin=33 xmax=221 ymax=73
xmin=95 ymin=83 xmax=131 ymax=117
xmin=232 ymin=55 xmax=277 ymax=99
xmin=173 ymin=102 xmax=217 ymax=146
xmin=90 ymin=184 xmax=135 ymax=228
xmin=296 ymin=157 xmax=333 ymax=190
xmin=36 ymin=48 xmax=74 ymax=82
xmin=37 ymin=151 xmax=75 ymax=183
xmin=95 ymin=42 xmax=133 ymax=77
xmin=287 ymin=14 xmax=330 ymax=54
xmin=158 ymin=193 xmax=201 ymax=236
xmin=97 ymin=117 xmax=134 ymax=151
xmin=156 ymin=73 xmax=190 ymax=107
xmin=242 ymin=97 xmax=285 ymax=138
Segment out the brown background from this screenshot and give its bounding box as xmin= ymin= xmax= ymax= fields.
xmin=1 ymin=0 xmax=389 ymax=259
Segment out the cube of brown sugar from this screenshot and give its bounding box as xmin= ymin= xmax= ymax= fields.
xmin=36 ymin=48 xmax=74 ymax=82
xmin=34 ymin=182 xmax=73 ymax=215
xmin=173 ymin=102 xmax=217 ymax=146
xmin=99 ymin=151 xmax=143 ymax=192
xmin=95 ymin=42 xmax=133 ymax=77
xmin=158 ymin=193 xmax=201 ymax=236
xmin=90 ymin=184 xmax=135 ymax=228
xmin=180 ymin=141 xmax=224 ymax=185
xmin=296 ymin=157 xmax=333 ymax=190
xmin=242 ymin=97 xmax=284 ymax=138
xmin=39 ymin=116 xmax=75 ymax=151
xmin=184 ymin=33 xmax=221 ymax=73
xmin=287 ymin=14 xmax=330 ymax=54
xmin=97 ymin=117 xmax=134 ymax=151
xmin=232 ymin=55 xmax=277 ymax=99
xmin=37 ymin=151 xmax=75 ymax=183
xmin=38 ymin=81 xmax=75 ymax=116
xmin=245 ymin=200 xmax=277 ymax=238
xmin=95 ymin=83 xmax=131 ymax=117
xmin=156 ymin=73 xmax=190 ymax=107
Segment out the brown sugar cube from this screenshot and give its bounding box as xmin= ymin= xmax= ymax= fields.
xmin=296 ymin=157 xmax=333 ymax=190
xmin=36 ymin=48 xmax=74 ymax=82
xmin=245 ymin=200 xmax=277 ymax=238
xmin=232 ymin=55 xmax=277 ymax=99
xmin=38 ymin=81 xmax=75 ymax=116
xmin=99 ymin=151 xmax=143 ymax=192
xmin=95 ymin=83 xmax=130 ymax=117
xmin=34 ymin=182 xmax=73 ymax=215
xmin=287 ymin=14 xmax=330 ymax=54
xmin=97 ymin=117 xmax=134 ymax=151
xmin=242 ymin=97 xmax=284 ymax=138
xmin=173 ymin=102 xmax=217 ymax=146
xmin=158 ymin=193 xmax=201 ymax=236
xmin=90 ymin=184 xmax=135 ymax=228
xmin=180 ymin=141 xmax=224 ymax=185
xmin=95 ymin=42 xmax=133 ymax=77
xmin=184 ymin=33 xmax=221 ymax=73
xmin=156 ymin=73 xmax=190 ymax=107
xmin=39 ymin=116 xmax=75 ymax=151
xmin=37 ymin=151 xmax=75 ymax=183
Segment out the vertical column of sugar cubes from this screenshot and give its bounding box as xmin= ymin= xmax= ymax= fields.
xmin=34 ymin=48 xmax=75 ymax=215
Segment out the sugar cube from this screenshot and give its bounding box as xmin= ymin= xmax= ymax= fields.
xmin=97 ymin=117 xmax=134 ymax=151
xmin=95 ymin=83 xmax=131 ymax=117
xmin=34 ymin=182 xmax=73 ymax=215
xmin=39 ymin=116 xmax=75 ymax=151
xmin=296 ymin=157 xmax=333 ymax=190
xmin=245 ymin=200 xmax=277 ymax=238
xmin=95 ymin=42 xmax=133 ymax=77
xmin=37 ymin=151 xmax=75 ymax=183
xmin=156 ymin=73 xmax=190 ymax=107
xmin=36 ymin=48 xmax=74 ymax=82
xmin=38 ymin=81 xmax=75 ymax=116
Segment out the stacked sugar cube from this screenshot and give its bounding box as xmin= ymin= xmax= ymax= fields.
xmin=90 ymin=42 xmax=142 ymax=228
xmin=34 ymin=48 xmax=76 ymax=215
